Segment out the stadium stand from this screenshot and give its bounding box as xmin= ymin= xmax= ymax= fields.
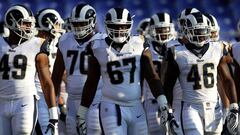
xmin=1 ymin=0 xmax=238 ymax=40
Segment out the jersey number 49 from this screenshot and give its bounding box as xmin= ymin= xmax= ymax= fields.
xmin=0 ymin=54 xmax=27 ymax=80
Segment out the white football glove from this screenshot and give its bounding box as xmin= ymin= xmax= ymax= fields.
xmin=167 ymin=109 xmax=179 ymax=135
xmin=226 ymin=103 xmax=239 ymax=135
xmin=45 ymin=107 xmax=59 ymax=135
xmin=157 ymin=95 xmax=169 ymax=126
xmin=76 ymin=105 xmax=88 ymax=135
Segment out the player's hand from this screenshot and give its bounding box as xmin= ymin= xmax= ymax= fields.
xmin=157 ymin=95 xmax=169 ymax=126
xmin=226 ymin=103 xmax=239 ymax=135
xmin=45 ymin=107 xmax=59 ymax=135
xmin=58 ymin=104 xmax=67 ymax=122
xmin=76 ymin=105 xmax=88 ymax=135
xmin=160 ymin=106 xmax=168 ymax=126
xmin=45 ymin=119 xmax=58 ymax=135
xmin=168 ymin=109 xmax=179 ymax=135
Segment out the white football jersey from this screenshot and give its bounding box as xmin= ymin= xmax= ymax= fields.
xmin=58 ymin=32 xmax=105 ymax=100
xmin=0 ymin=37 xmax=42 ymax=99
xmin=174 ymin=42 xmax=223 ymax=103
xmin=232 ymin=42 xmax=240 ymax=65
xmin=143 ymin=40 xmax=182 ymax=101
xmin=92 ymin=36 xmax=144 ymax=106
xmin=35 ymin=37 xmax=58 ymax=93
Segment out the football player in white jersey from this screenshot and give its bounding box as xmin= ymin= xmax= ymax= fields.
xmin=161 ymin=12 xmax=238 ymax=135
xmin=34 ymin=8 xmax=65 ymax=135
xmin=232 ymin=37 xmax=240 ymax=135
xmin=51 ymin=3 xmax=103 ymax=135
xmin=205 ymin=13 xmax=233 ymax=129
xmin=0 ymin=5 xmax=57 ymax=135
xmin=142 ymin=12 xmax=180 ymax=135
xmin=77 ymin=7 xmax=175 ymax=135
xmin=177 ymin=8 xmax=200 ymax=44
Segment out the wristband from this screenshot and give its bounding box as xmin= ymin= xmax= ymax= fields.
xmin=49 ymin=106 xmax=58 ymax=120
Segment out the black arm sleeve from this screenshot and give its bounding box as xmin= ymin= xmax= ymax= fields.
xmin=141 ymin=49 xmax=165 ymax=98
xmin=161 ymin=48 xmax=180 ymax=105
xmin=39 ymin=38 xmax=50 ymax=56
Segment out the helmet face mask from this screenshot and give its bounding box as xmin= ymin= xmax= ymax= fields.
xmin=49 ymin=21 xmax=64 ymax=38
xmin=105 ymin=8 xmax=133 ymax=43
xmin=69 ymin=17 xmax=95 ymax=39
xmin=105 ymin=21 xmax=132 ymax=43
xmin=150 ymin=24 xmax=174 ymax=44
xmin=5 ymin=5 xmax=36 ymax=39
xmin=177 ymin=8 xmax=200 ymax=39
xmin=185 ymin=13 xmax=211 ymax=47
xmin=69 ymin=3 xmax=96 ymax=39
xmin=150 ymin=12 xmax=175 ymax=44
xmin=186 ymin=26 xmax=210 ymax=47
xmin=17 ymin=18 xmax=35 ymax=38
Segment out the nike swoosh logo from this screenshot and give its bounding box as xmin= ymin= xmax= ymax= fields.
xmin=136 ymin=114 xmax=142 ymax=118
xmin=92 ymin=103 xmax=98 ymax=106
xmin=21 ymin=104 xmax=27 ymax=107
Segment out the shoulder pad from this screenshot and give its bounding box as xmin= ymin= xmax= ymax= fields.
xmin=59 ymin=32 xmax=73 ymax=43
xmin=40 ymin=39 xmax=50 ymax=56
xmin=130 ymin=35 xmax=144 ymax=44
xmin=143 ymin=38 xmax=151 ymax=49
xmin=90 ymin=33 xmax=107 ymax=41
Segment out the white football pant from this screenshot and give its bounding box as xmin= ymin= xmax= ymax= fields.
xmin=0 ymin=95 xmax=38 ymax=135
xmin=100 ymin=101 xmax=148 ymax=135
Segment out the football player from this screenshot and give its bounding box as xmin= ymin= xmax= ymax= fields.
xmin=136 ymin=18 xmax=150 ymax=39
xmin=205 ymin=13 xmax=232 ymax=124
xmin=231 ymin=35 xmax=240 ymax=135
xmin=77 ymin=7 xmax=174 ymax=135
xmin=177 ymin=8 xmax=200 ymax=44
xmin=34 ymin=8 xmax=65 ymax=135
xmin=0 ymin=5 xmax=57 ymax=135
xmin=142 ymin=12 xmax=180 ymax=135
xmin=161 ymin=12 xmax=238 ymax=135
xmin=51 ymin=3 xmax=103 ymax=135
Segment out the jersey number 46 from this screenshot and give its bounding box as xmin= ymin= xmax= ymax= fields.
xmin=187 ymin=63 xmax=214 ymax=90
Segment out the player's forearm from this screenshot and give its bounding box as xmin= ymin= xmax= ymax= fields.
xmin=81 ymin=79 xmax=99 ymax=108
xmin=42 ymin=81 xmax=57 ymax=107
xmin=52 ymin=74 xmax=62 ymax=96
xmin=225 ymin=79 xmax=238 ymax=104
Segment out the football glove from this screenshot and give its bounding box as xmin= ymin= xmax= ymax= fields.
xmin=226 ymin=103 xmax=239 ymax=135
xmin=157 ymin=95 xmax=169 ymax=126
xmin=76 ymin=105 xmax=88 ymax=135
xmin=45 ymin=107 xmax=59 ymax=135
xmin=58 ymin=104 xmax=67 ymax=122
xmin=167 ymin=109 xmax=179 ymax=135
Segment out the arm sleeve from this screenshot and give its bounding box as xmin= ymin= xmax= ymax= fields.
xmin=161 ymin=48 xmax=180 ymax=105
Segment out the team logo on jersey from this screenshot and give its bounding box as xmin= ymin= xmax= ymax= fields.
xmin=197 ymin=59 xmax=204 ymax=62
xmin=8 ymin=49 xmax=16 ymax=52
